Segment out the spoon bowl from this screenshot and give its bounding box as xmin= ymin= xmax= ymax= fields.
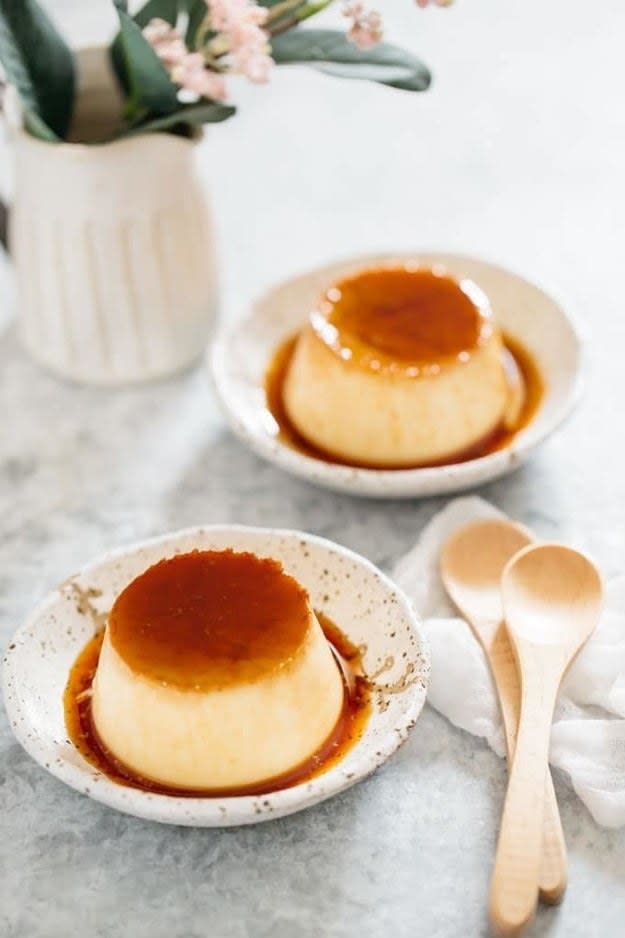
xmin=502 ymin=543 xmax=604 ymax=648
xmin=441 ymin=519 xmax=533 ymax=634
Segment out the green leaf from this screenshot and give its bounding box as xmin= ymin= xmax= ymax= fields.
xmin=23 ymin=108 xmax=60 ymax=141
xmin=111 ymin=0 xmax=180 ymax=87
xmin=271 ymin=29 xmax=431 ymax=92
xmin=0 ymin=0 xmax=75 ymax=139
xmin=185 ymin=0 xmax=211 ymax=48
xmin=133 ymin=0 xmax=179 ymax=29
xmin=113 ymin=6 xmax=180 ymax=118
xmin=120 ymin=101 xmax=235 ymax=136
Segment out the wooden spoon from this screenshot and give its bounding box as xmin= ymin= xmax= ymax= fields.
xmin=490 ymin=543 xmax=603 ymax=936
xmin=440 ymin=519 xmax=567 ymax=904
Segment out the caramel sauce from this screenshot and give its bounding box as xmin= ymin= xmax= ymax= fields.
xmin=108 ymin=550 xmax=312 ymax=691
xmin=320 ymin=267 xmax=490 ymax=366
xmin=265 ymin=334 xmax=543 ymax=470
xmin=64 ymin=611 xmax=370 ymax=798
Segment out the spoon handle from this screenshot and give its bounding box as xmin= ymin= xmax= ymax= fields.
xmin=489 ymin=627 xmax=567 ymax=903
xmin=489 ymin=658 xmax=561 ymax=936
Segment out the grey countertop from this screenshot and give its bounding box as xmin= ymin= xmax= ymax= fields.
xmin=2 ymin=1 xmax=625 ymax=936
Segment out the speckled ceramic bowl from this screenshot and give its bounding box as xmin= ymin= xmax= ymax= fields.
xmin=210 ymin=253 xmax=583 ymax=498
xmin=2 ymin=526 xmax=429 ymax=827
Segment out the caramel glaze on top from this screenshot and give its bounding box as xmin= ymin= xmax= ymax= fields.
xmin=313 ymin=266 xmax=493 ymax=374
xmin=108 ymin=550 xmax=312 ymax=691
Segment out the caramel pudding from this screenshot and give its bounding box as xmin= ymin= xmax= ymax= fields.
xmin=280 ymin=266 xmax=529 ymax=468
xmin=84 ymin=550 xmax=347 ymax=792
xmin=66 ymin=608 xmax=369 ymax=796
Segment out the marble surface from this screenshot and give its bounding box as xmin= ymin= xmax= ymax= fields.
xmin=1 ymin=1 xmax=625 ymax=935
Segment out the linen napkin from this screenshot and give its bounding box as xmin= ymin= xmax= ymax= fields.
xmin=392 ymin=496 xmax=625 ymax=828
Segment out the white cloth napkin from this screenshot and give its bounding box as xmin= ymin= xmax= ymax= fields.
xmin=392 ymin=496 xmax=625 ymax=828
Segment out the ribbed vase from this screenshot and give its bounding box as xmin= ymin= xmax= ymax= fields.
xmin=6 ymin=48 xmax=217 ymax=386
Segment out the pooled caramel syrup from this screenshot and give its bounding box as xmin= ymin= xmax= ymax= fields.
xmin=265 ymin=332 xmax=543 ymax=469
xmin=64 ymin=611 xmax=370 ymax=798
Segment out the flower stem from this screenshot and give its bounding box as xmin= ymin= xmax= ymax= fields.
xmin=295 ymin=1 xmax=335 ymax=23
xmin=266 ymin=0 xmax=308 ymax=23
xmin=268 ymin=0 xmax=334 ymax=36
xmin=195 ymin=12 xmax=215 ymax=51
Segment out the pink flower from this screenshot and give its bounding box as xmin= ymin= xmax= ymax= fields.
xmin=143 ymin=17 xmax=228 ymax=101
xmin=208 ymin=0 xmax=268 ymax=31
xmin=171 ymin=53 xmax=228 ymax=101
xmin=233 ymin=45 xmax=273 ymax=82
xmin=143 ymin=18 xmax=187 ymax=66
xmin=415 ymin=0 xmax=454 ymax=7
xmin=154 ymin=37 xmax=188 ymax=68
xmin=142 ymin=18 xmax=176 ymax=46
xmin=206 ymin=0 xmax=273 ymax=83
xmin=342 ymin=3 xmax=384 ymax=50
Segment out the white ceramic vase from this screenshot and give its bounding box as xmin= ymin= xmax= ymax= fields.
xmin=2 ymin=48 xmax=218 ymax=386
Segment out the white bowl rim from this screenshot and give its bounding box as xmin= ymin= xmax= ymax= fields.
xmin=2 ymin=524 xmax=430 ymax=827
xmin=210 ymin=251 xmax=585 ymax=498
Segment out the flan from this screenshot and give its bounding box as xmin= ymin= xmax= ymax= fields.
xmin=90 ymin=549 xmax=345 ymax=791
xmin=282 ymin=266 xmax=511 ymax=467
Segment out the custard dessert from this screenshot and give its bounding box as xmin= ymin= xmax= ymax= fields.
xmin=282 ymin=266 xmax=511 ymax=467
xmin=89 ymin=550 xmax=345 ymax=791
